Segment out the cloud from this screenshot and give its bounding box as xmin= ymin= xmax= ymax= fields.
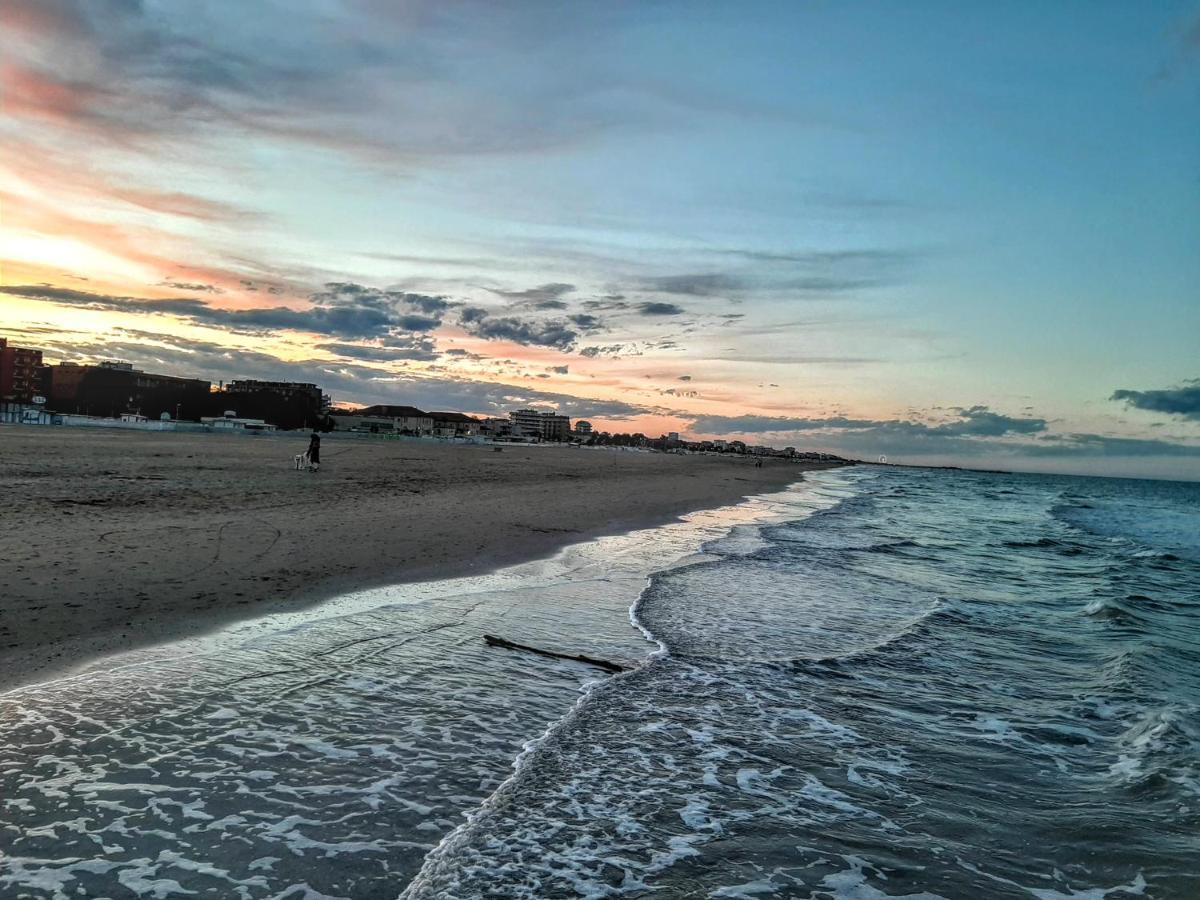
xmin=567 ymin=313 xmax=603 ymax=330
xmin=548 ymin=365 xmax=569 ymax=374
xmin=312 ymin=282 xmax=451 ymax=316
xmin=678 ymin=375 xmax=692 ymax=381
xmin=582 ymin=298 xmax=630 ymax=311
xmin=780 ymin=276 xmax=881 ymax=293
xmin=317 ymin=339 xmax=439 ymax=362
xmin=1023 ymin=433 xmax=1200 ymax=458
xmin=685 ymin=405 xmax=1200 ymax=463
xmin=490 ymin=282 xmax=576 ymax=304
xmin=725 ymin=249 xmax=909 ymax=267
xmin=687 ymin=406 xmax=1046 ymax=438
xmin=930 ymin=405 xmax=1047 ymax=436
xmin=457 ymin=307 xmax=578 ymax=350
xmin=637 ymin=302 xmax=685 ymax=316
xmin=1 ymin=0 xmax=679 ymax=161
xmin=1110 ymin=380 xmax=1200 ymax=421
xmin=160 ymin=280 xmax=222 ymax=293
xmin=689 ymin=413 xmax=891 ymax=434
xmin=36 ymin=328 xmax=655 ymax=420
xmin=547 ymin=247 xmax=912 ymax=309
xmin=579 ymin=344 xmax=625 ymax=358
xmin=2 ymin=282 xmax=448 ymax=340
xmin=638 ymin=274 xmax=743 ymax=296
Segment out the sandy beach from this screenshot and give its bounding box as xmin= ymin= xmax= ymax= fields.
xmin=0 ymin=427 xmax=836 ymax=692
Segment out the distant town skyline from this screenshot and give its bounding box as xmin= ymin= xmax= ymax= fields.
xmin=2 ymin=2 xmax=1198 ymax=479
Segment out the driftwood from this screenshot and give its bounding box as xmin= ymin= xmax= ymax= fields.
xmin=483 ymin=634 xmax=626 ymax=673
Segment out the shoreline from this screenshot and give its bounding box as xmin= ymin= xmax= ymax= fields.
xmin=0 ymin=427 xmax=842 ymax=692
xmin=0 ymin=471 xmax=855 ymax=898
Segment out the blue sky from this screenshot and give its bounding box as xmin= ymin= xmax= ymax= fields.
xmin=2 ymin=0 xmax=1198 ymax=478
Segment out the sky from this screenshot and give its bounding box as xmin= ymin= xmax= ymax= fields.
xmin=2 ymin=0 xmax=1198 ymax=479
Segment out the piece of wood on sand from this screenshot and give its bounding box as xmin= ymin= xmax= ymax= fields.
xmin=483 ymin=634 xmax=626 ymax=673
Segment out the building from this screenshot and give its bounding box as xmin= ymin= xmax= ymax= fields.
xmin=509 ymin=409 xmax=572 ymax=442
xmin=539 ymin=413 xmax=571 ymax=442
xmin=574 ymin=420 xmax=593 ymax=435
xmin=333 ymin=405 xmax=433 ymax=435
xmin=509 ymin=409 xmax=546 ymax=440
xmin=329 ymin=411 xmax=399 ymax=434
xmin=428 ymin=411 xmax=481 ymax=437
xmin=220 ymin=380 xmax=328 ymax=430
xmin=200 ymin=412 xmax=277 ymax=432
xmin=225 ymin=380 xmax=325 ymax=406
xmin=0 ymin=337 xmax=44 ymax=403
xmin=45 ymin=361 xmax=211 ymax=420
xmin=479 ymin=417 xmax=512 ymax=438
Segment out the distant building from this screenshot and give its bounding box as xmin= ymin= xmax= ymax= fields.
xmin=509 ymin=409 xmax=546 ymax=440
xmin=540 ymin=413 xmax=571 ymax=442
xmin=221 ymin=379 xmax=328 ymax=429
xmin=428 ymin=411 xmax=481 ymax=437
xmin=45 ymin=361 xmax=211 ymax=420
xmin=225 ymin=379 xmax=325 ymax=406
xmin=0 ymin=337 xmax=44 ymax=403
xmin=200 ymin=412 xmax=277 ymax=432
xmin=509 ymin=409 xmax=572 ymax=442
xmin=480 ymin=417 xmax=512 ymax=438
xmin=334 ymin=405 xmax=433 ymax=435
xmin=667 ymin=431 xmax=680 ymax=442
xmin=574 ymin=420 xmax=593 ymax=435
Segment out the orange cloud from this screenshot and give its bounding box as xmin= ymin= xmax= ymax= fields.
xmin=1 ymin=63 xmax=117 ymax=131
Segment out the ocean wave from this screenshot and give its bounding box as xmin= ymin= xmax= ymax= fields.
xmin=403 ymin=468 xmax=1199 ymax=898
xmin=1052 ymin=490 xmax=1200 ymax=562
xmin=9 ymin=466 xmax=1197 ymax=898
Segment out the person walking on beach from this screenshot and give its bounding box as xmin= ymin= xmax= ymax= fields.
xmin=307 ymin=430 xmax=321 ymax=472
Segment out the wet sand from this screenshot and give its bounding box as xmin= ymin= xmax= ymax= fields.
xmin=0 ymin=427 xmax=838 ymax=691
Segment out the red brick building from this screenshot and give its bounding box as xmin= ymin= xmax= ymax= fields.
xmin=0 ymin=337 xmax=44 ymax=403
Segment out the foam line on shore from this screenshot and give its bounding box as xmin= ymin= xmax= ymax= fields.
xmin=400 ymin=471 xmax=855 ymax=895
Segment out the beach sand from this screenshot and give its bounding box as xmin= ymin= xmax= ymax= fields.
xmin=0 ymin=427 xmax=838 ymax=691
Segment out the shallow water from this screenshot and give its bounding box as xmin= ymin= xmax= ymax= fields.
xmin=3 ymin=468 xmax=1198 ymax=898
xmin=406 ymin=469 xmax=1200 ymax=898
xmin=0 ymin=487 xmax=820 ymax=898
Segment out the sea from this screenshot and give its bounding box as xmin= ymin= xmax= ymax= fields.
xmin=1 ymin=466 xmax=1197 ymax=898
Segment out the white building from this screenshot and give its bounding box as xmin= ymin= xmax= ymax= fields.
xmin=200 ymin=412 xmax=277 ymax=432
xmin=509 ymin=409 xmax=572 ymax=442
xmin=330 ymin=405 xmax=433 ymax=435
xmin=510 ymin=409 xmax=545 ymax=440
